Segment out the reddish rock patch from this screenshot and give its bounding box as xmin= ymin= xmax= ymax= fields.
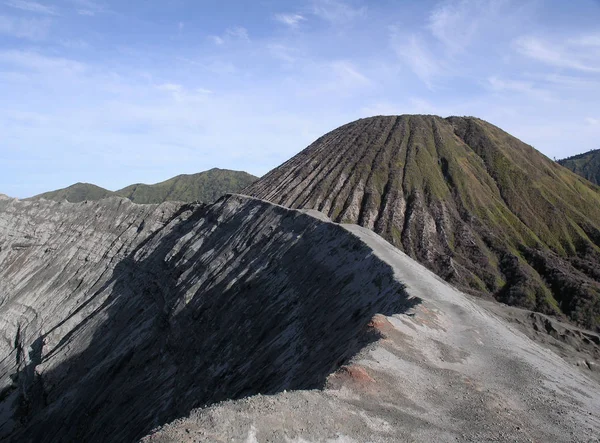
xmin=368 ymin=314 xmax=394 ymax=337
xmin=327 ymin=364 xmax=376 ymax=391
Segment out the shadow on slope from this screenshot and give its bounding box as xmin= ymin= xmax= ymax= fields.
xmin=10 ymin=195 xmax=419 ymax=443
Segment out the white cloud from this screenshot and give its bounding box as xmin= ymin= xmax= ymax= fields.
xmin=157 ymin=83 xmax=182 ymax=92
xmin=177 ymin=56 xmax=238 ymax=75
xmin=539 ymin=73 xmax=600 ymax=89
xmin=514 ymin=35 xmax=600 ymax=73
xmin=178 ymin=21 xmax=184 ymax=31
xmin=0 ymin=50 xmax=86 ymax=74
xmin=268 ymin=44 xmax=298 ymax=64
xmin=209 ymin=35 xmax=224 ymax=45
xmin=330 ymin=60 xmax=370 ymax=87
xmin=311 ymin=0 xmax=366 ymax=23
xmin=428 ymin=0 xmax=477 ymax=53
xmin=586 ymin=117 xmax=600 ymax=126
xmin=4 ymin=0 xmax=58 ymax=15
xmin=60 ymin=38 xmax=90 ymax=49
xmin=569 ymin=34 xmax=600 ymax=47
xmin=0 ymin=15 xmax=51 ymax=40
xmin=226 ymin=26 xmax=249 ymax=41
xmin=209 ymin=26 xmax=249 ymax=46
xmin=288 ymin=59 xmax=372 ymax=99
xmin=487 ymin=76 xmax=553 ymax=101
xmin=205 ymin=60 xmax=237 ymax=75
xmin=391 ymin=32 xmax=443 ymax=89
xmin=68 ymin=0 xmax=106 ymax=16
xmin=274 ymin=13 xmax=305 ymax=28
xmin=428 ymin=0 xmax=507 ymax=53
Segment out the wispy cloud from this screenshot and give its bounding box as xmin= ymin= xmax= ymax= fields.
xmin=178 ymin=56 xmax=238 ymax=75
xmin=209 ymin=26 xmax=249 ymax=45
xmin=515 ymin=35 xmax=600 ymax=73
xmin=293 ymin=60 xmax=372 ymax=98
xmin=586 ymin=117 xmax=600 ymax=126
xmin=330 ymin=60 xmax=370 ymax=87
xmin=157 ymin=83 xmax=182 ymax=92
xmin=226 ymin=26 xmax=249 ymax=40
xmin=68 ymin=0 xmax=106 ymax=16
xmin=209 ymin=35 xmax=224 ymax=45
xmin=156 ymin=83 xmax=214 ymax=103
xmin=311 ymin=0 xmax=366 ymax=23
xmin=0 ymin=50 xmax=86 ymax=74
xmin=569 ymin=34 xmax=600 ymax=47
xmin=274 ymin=13 xmax=305 ymax=28
xmin=391 ymin=32 xmax=443 ymax=89
xmin=487 ymin=76 xmax=553 ymax=101
xmin=268 ymin=43 xmax=298 ymax=64
xmin=0 ymin=15 xmax=51 ymax=40
xmin=429 ymin=0 xmax=477 ymax=53
xmin=60 ymin=38 xmax=90 ymax=49
xmin=4 ymin=0 xmax=58 ymax=15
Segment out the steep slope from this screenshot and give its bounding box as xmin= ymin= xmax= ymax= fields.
xmin=559 ymin=148 xmax=600 ymax=185
xmin=29 ymin=169 xmax=258 ymax=204
xmin=0 ymin=195 xmax=413 ymax=442
xmin=32 ymin=182 xmax=113 ymax=203
xmin=115 ymin=168 xmax=258 ymax=203
xmin=247 ymin=115 xmax=600 ymax=330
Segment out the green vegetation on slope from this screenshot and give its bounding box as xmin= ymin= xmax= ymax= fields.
xmin=247 ymin=115 xmax=600 ymax=331
xmin=30 ymin=168 xmax=258 ymax=204
xmin=115 ymin=168 xmax=257 ymax=204
xmin=33 ymin=183 xmax=114 ymax=203
xmin=558 ymin=149 xmax=600 ymax=186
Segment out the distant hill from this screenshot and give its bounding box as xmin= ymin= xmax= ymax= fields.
xmin=30 ymin=168 xmax=258 ymax=204
xmin=115 ymin=169 xmax=257 ymax=204
xmin=247 ymin=115 xmax=600 ymax=331
xmin=33 ymin=183 xmax=114 ymax=203
xmin=558 ymin=149 xmax=600 ymax=185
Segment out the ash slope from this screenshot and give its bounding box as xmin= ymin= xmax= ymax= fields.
xmin=145 ymin=223 xmax=600 ymax=443
xmin=247 ymin=115 xmax=600 ymax=331
xmin=559 ymin=149 xmax=600 ymax=186
xmin=0 ymin=194 xmax=414 ymax=442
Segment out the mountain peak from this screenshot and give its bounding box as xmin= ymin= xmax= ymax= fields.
xmin=247 ymin=115 xmax=600 ymax=330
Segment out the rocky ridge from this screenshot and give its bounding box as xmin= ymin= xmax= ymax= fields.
xmin=0 ymin=194 xmax=414 ymax=442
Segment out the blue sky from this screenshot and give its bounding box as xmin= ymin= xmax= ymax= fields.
xmin=1 ymin=0 xmax=599 ymax=198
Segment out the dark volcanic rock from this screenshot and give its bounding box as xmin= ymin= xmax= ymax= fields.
xmin=0 ymin=195 xmax=415 ymax=442
xmin=246 ymin=115 xmax=600 ymax=331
